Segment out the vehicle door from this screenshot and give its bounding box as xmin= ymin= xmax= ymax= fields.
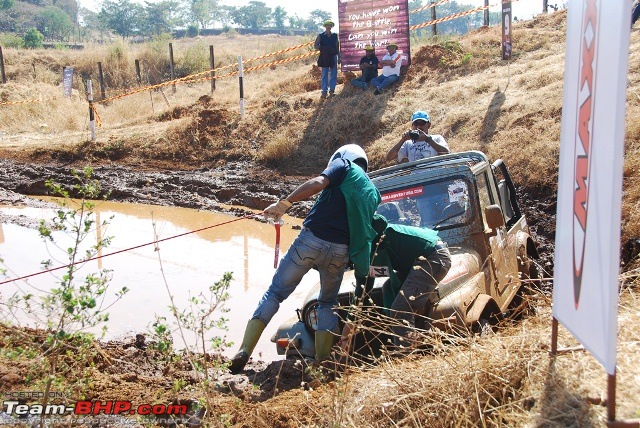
xmin=476 ymin=171 xmax=518 ymax=300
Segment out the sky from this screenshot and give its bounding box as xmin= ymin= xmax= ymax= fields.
xmin=80 ymin=0 xmax=557 ymax=23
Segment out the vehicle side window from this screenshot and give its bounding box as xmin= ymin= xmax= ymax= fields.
xmin=476 ymin=172 xmax=493 ymax=229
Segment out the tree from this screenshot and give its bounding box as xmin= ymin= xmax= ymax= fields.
xmin=308 ymin=9 xmax=331 ymax=28
xmin=230 ymin=0 xmax=271 ymax=29
xmin=23 ymin=27 xmax=44 ymax=48
xmin=0 ymin=0 xmax=15 ymax=11
xmin=273 ymin=6 xmax=287 ymax=29
xmin=190 ymin=0 xmax=220 ymax=29
xmin=36 ymin=6 xmax=74 ymax=41
xmin=142 ymin=0 xmax=182 ymax=36
xmin=288 ymin=14 xmax=304 ymax=29
xmin=99 ymin=0 xmax=145 ymax=38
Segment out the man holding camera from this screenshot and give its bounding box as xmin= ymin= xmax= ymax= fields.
xmin=386 ymin=111 xmax=450 ymax=163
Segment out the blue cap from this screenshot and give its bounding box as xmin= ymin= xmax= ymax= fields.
xmin=411 ymin=111 xmax=430 ymax=123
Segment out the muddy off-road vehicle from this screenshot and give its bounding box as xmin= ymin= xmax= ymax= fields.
xmin=271 ymin=151 xmax=539 ymax=358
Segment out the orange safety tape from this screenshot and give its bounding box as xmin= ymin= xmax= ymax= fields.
xmin=0 ymin=98 xmax=41 ymax=107
xmin=91 ymin=104 xmax=103 ymax=127
xmin=410 ymin=4 xmax=488 ymax=30
xmin=410 ymin=0 xmax=522 ymax=30
xmin=96 ymin=40 xmax=316 ymax=105
xmin=410 ymin=0 xmax=454 ymax=14
xmin=176 ymin=51 xmax=317 ymax=85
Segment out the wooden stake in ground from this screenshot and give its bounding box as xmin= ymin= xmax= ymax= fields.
xmin=87 ymin=78 xmax=96 ymax=142
xmin=0 ymin=46 xmax=6 ymax=84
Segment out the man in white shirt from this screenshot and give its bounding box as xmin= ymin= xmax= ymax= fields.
xmin=386 ymin=110 xmax=450 ymax=163
xmin=369 ymin=42 xmax=403 ymax=95
xmin=386 ymin=110 xmax=451 ymax=227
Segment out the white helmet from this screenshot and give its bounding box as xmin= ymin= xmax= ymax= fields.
xmin=328 ymin=144 xmax=369 ymax=171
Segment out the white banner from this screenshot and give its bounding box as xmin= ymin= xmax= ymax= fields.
xmin=553 ymin=0 xmax=630 ymax=375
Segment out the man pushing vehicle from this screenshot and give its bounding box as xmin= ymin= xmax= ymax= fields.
xmin=229 ymin=144 xmax=381 ymax=373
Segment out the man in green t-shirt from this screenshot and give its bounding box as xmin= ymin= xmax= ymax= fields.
xmin=341 ymin=214 xmax=451 ymax=350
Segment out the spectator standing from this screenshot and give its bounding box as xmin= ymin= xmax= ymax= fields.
xmin=229 ymin=145 xmax=381 ymax=373
xmin=351 ymin=45 xmax=379 ymax=90
xmin=314 ymin=20 xmax=340 ymax=98
xmin=369 ymin=42 xmax=403 ymax=95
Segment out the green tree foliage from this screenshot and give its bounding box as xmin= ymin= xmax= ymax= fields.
xmin=308 ymin=9 xmax=332 ymax=30
xmin=99 ymin=0 xmax=145 ymax=38
xmin=36 ymin=5 xmax=73 ymax=41
xmin=230 ymin=0 xmax=272 ymax=29
xmin=273 ymin=5 xmax=287 ymax=30
xmin=190 ymin=0 xmax=221 ymax=29
xmin=142 ymin=0 xmax=183 ymax=36
xmin=0 ymin=0 xmax=15 ymax=12
xmin=23 ymin=27 xmax=44 ymax=48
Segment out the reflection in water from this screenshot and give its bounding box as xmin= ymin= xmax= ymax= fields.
xmin=0 ymin=200 xmax=319 ymax=361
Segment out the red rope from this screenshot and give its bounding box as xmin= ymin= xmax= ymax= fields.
xmin=0 ymin=213 xmax=260 ymax=286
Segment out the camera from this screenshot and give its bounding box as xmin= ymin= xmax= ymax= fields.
xmin=408 ymin=130 xmax=420 ymax=141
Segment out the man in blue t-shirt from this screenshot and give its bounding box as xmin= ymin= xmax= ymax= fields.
xmin=351 ymin=45 xmax=379 ymax=90
xmin=229 ymin=144 xmax=381 ymax=373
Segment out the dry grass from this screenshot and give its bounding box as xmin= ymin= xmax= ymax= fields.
xmin=234 ymin=279 xmax=640 ymax=427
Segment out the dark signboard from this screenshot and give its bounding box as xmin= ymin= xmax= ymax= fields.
xmin=502 ymin=2 xmax=512 ymax=60
xmin=338 ymin=0 xmax=411 ymax=72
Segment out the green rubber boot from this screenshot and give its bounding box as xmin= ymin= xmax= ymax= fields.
xmin=229 ymin=319 xmax=266 ymax=374
xmin=314 ymin=330 xmax=335 ymax=362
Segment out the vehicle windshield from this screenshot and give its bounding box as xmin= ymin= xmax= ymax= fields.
xmin=376 ymin=178 xmax=473 ymax=230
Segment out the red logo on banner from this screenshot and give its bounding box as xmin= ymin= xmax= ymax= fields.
xmin=572 ymin=0 xmax=598 ymax=309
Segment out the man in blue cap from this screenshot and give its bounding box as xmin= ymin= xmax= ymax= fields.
xmin=386 ymin=110 xmax=450 ymax=163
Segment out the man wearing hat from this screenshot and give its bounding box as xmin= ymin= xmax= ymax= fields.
xmin=386 ymin=110 xmax=450 ymax=163
xmin=368 ymin=42 xmax=403 ymax=95
xmin=314 ymin=20 xmax=340 ymax=98
xmin=351 ymin=45 xmax=379 ymax=89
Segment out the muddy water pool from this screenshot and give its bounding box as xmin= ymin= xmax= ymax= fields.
xmin=0 ymin=200 xmax=319 ymax=361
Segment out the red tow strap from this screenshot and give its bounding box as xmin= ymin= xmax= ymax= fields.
xmin=273 ymin=222 xmax=281 ymax=268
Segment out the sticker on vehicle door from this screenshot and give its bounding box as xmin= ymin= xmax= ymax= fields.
xmin=448 ymin=180 xmax=468 ymax=203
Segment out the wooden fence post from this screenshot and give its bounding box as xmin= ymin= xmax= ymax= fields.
xmin=0 ymin=46 xmax=7 ymax=84
xmin=209 ymin=45 xmax=215 ymax=93
xmin=134 ymin=59 xmax=142 ymax=85
xmin=484 ymin=0 xmax=490 ymax=26
xmin=97 ymin=61 xmax=106 ymax=100
xmin=430 ymin=2 xmax=437 ymax=36
xmin=169 ymin=43 xmax=176 ymax=93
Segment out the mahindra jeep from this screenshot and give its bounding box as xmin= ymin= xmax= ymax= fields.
xmin=271 ymin=151 xmax=539 ymax=358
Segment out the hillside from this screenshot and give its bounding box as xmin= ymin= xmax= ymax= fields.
xmin=1 ymin=9 xmax=640 ymax=427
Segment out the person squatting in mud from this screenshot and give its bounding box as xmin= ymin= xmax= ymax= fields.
xmin=229 ymin=144 xmax=381 ymax=373
xmin=339 ymin=213 xmax=452 ymax=353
